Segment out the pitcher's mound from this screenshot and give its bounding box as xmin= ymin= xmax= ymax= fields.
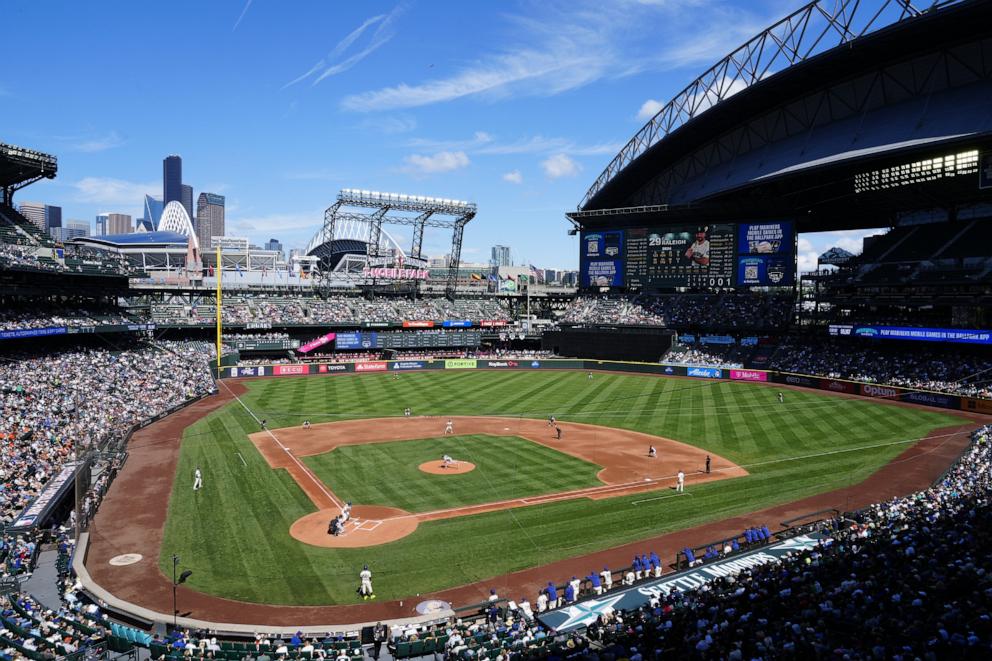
xmin=418 ymin=460 xmax=476 ymax=475
xmin=290 ymin=505 xmax=417 ymax=548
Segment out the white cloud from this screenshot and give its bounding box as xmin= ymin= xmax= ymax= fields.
xmin=502 ymin=170 xmax=523 ymax=184
xmin=285 ymin=6 xmax=403 ymax=88
xmin=73 ymin=131 xmax=126 ymax=153
xmin=636 ymin=99 xmax=664 ymax=121
xmin=340 ymin=1 xmax=770 ymax=112
xmin=403 ymin=150 xmax=470 ymax=175
xmin=408 ymin=133 xmax=620 ymax=157
xmin=541 ymin=154 xmax=581 ymax=179
xmin=358 ymin=115 xmax=418 ymax=135
xmin=797 ymin=250 xmax=819 ymax=273
xmin=72 ymin=177 xmax=159 ymax=206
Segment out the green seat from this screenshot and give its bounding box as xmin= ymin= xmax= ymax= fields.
xmin=409 ymin=640 xmax=424 ymax=656
xmin=394 ymin=641 xmax=410 ymax=659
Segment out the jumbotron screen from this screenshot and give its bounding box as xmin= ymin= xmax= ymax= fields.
xmin=580 ymin=221 xmax=794 ymax=289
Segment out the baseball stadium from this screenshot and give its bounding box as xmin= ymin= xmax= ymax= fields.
xmin=2 ymin=0 xmax=992 ymax=659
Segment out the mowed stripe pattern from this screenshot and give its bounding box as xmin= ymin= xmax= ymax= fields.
xmin=160 ymin=371 xmax=960 ymax=605
xmin=303 ymin=435 xmax=602 ymax=513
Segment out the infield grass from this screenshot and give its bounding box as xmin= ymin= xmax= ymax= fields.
xmin=160 ymin=370 xmax=962 ymax=605
xmin=303 ymin=434 xmax=602 ymax=512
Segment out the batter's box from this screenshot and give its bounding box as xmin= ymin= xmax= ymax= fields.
xmin=354 ymin=519 xmax=383 ymax=532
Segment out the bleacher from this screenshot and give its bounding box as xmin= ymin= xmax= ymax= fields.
xmin=0 ymin=204 xmax=55 ymax=247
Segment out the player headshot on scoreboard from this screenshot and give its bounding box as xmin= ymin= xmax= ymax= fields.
xmin=683 ymin=226 xmax=711 ymax=266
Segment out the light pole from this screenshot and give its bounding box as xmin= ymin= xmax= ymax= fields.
xmin=171 ymin=554 xmax=192 ymax=630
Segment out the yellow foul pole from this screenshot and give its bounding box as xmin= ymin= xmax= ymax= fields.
xmin=215 ymin=246 xmax=222 ymax=375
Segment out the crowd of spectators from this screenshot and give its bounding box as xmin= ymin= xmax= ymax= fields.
xmin=0 ymin=302 xmax=134 ymax=331
xmin=772 ymin=338 xmax=992 ymax=398
xmin=560 ymin=297 xmax=665 ymax=326
xmin=662 ymin=345 xmax=748 ymax=369
xmin=151 ymin=296 xmax=511 ymax=326
xmin=0 ymin=341 xmax=216 ymax=536
xmin=642 ymin=292 xmax=793 ymax=330
xmin=0 ymin=242 xmax=138 ymax=277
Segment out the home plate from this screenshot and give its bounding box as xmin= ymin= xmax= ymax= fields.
xmin=504 ymin=427 xmax=510 ymax=430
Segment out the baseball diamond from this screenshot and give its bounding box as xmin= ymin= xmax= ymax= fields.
xmin=79 ymin=368 xmax=970 ymax=623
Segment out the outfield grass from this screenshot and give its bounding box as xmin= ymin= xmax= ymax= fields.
xmin=303 ymin=434 xmax=602 ymax=513
xmin=160 ymin=370 xmax=961 ymax=605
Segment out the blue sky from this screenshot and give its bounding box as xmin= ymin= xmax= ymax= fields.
xmin=0 ymin=0 xmax=881 ymax=270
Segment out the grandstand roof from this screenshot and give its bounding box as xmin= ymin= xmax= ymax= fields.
xmin=77 ymin=231 xmax=190 ymax=247
xmin=0 ymin=142 xmax=58 ymax=190
xmin=577 ymin=0 xmax=992 ymax=232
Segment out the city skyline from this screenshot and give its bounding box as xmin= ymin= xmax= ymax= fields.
xmin=0 ymin=0 xmax=882 ymax=270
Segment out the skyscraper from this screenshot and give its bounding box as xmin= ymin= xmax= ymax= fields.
xmin=163 ymin=155 xmax=182 ymax=206
xmin=144 ymin=195 xmax=164 ymax=229
xmin=17 ymin=201 xmax=46 ymax=231
xmin=64 ymin=220 xmax=90 ymax=239
xmin=195 ymin=192 xmax=225 ymax=249
xmin=265 ymin=238 xmax=284 ymax=259
xmin=95 ymin=213 xmax=109 ymax=236
xmin=181 ymin=184 xmax=194 ymax=223
xmin=107 ymin=213 xmax=132 ymax=234
xmin=44 ymin=205 xmax=62 ymax=231
xmin=491 ymin=244 xmax=511 ymax=267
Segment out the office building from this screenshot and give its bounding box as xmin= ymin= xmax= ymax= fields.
xmin=65 ymin=219 xmax=90 ymax=239
xmin=181 ymin=184 xmax=194 ymax=223
xmin=95 ymin=214 xmax=109 ymax=236
xmin=163 ymin=155 xmax=182 ymax=206
xmin=17 ymin=201 xmax=46 ymax=231
xmin=44 ymin=205 xmax=62 ymax=231
xmin=144 ymin=195 xmax=164 ymax=229
xmin=265 ymin=238 xmax=284 ymax=259
xmin=195 ymin=192 xmax=225 ymax=250
xmin=491 ymin=244 xmax=511 ymax=267
xmin=107 ymin=213 xmax=132 ymax=234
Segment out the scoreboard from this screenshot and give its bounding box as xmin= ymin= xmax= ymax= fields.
xmin=581 ymin=221 xmax=794 ymax=290
xmin=335 ymin=330 xmax=481 ymax=350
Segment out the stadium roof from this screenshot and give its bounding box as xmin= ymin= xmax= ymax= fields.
xmin=578 ymin=0 xmax=992 ymax=225
xmin=0 ymin=142 xmax=58 ymax=192
xmin=78 ymin=231 xmax=191 ymax=247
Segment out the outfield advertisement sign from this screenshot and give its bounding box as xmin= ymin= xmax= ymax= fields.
xmin=390 ymin=361 xmax=428 ymax=370
xmin=316 ymin=363 xmax=351 ymax=374
xmin=228 ymin=366 xmax=267 ymax=377
xmin=859 ymin=383 xmax=899 ymax=399
xmin=442 ymin=320 xmax=473 ymax=328
xmin=963 ymin=398 xmax=992 ymax=415
xmin=900 ymin=391 xmax=960 ymax=409
xmin=355 ymin=361 xmax=388 ymax=372
xmin=730 ymin=369 xmax=767 ymax=382
xmin=402 ymin=320 xmax=434 ymax=328
xmin=444 ymin=359 xmax=477 ymax=369
xmin=273 ymin=364 xmax=309 ymax=376
xmin=298 ymin=332 xmax=336 ymax=354
xmin=829 ymin=324 xmax=992 ymax=345
xmin=540 ymin=533 xmax=830 ymax=633
xmin=820 ymin=378 xmax=856 ymax=394
xmin=779 ymin=373 xmax=818 ymax=388
xmin=687 ymin=367 xmax=722 ymax=379
xmin=0 ymin=326 xmax=68 ymax=340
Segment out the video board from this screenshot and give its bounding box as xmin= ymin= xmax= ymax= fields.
xmin=580 ymin=221 xmax=794 ymax=289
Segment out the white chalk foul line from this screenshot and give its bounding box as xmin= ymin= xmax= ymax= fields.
xmin=631 ymin=492 xmax=693 ymax=506
xmin=221 ymin=380 xmax=342 ymax=510
xmin=235 ymin=452 xmax=248 ymax=467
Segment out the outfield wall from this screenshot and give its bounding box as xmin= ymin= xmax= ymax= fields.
xmin=218 ymin=359 xmax=991 ymax=413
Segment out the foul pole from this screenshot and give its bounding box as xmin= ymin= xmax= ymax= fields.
xmin=215 ymin=246 xmax=222 ymax=374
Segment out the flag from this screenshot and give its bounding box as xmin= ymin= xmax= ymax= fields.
xmin=470 ymin=273 xmax=482 ymax=281
xmin=208 ymin=264 xmax=214 ymax=277
xmin=529 ymin=264 xmax=545 ymax=284
xmin=236 ymin=263 xmax=244 ymax=277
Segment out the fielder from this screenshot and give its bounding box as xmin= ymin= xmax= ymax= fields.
xmin=676 ymin=470 xmax=685 ymax=492
xmin=444 ymin=419 xmax=454 ymax=434
xmin=303 ymin=419 xmax=311 ymax=430
xmin=359 ymin=565 xmax=375 ymax=600
xmin=648 ymin=445 xmax=657 ymax=458
xmin=778 ymin=392 xmax=785 ymax=404
xmin=555 ymin=426 xmax=562 ymax=440
xmin=193 ymin=467 xmax=203 ymax=491
xmin=442 ymin=454 xmax=456 ymax=469
xmin=404 ymin=407 xmax=411 ymax=417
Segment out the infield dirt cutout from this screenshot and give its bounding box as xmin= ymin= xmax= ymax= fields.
xmin=418 ymin=460 xmax=476 ymax=474
xmin=249 ymin=416 xmax=747 ymax=549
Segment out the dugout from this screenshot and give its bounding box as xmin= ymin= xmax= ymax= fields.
xmin=542 ymin=324 xmax=674 ymax=362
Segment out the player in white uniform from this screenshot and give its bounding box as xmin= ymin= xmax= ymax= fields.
xmin=303 ymin=419 xmax=311 ymax=430
xmin=600 ymin=566 xmax=613 ymax=591
xmin=676 ymin=470 xmax=685 ymax=492
xmin=442 ymin=454 xmax=455 ymax=469
xmin=648 ymin=445 xmax=656 ymax=458
xmin=341 ymin=501 xmax=352 ymax=523
xmin=404 ymin=407 xmax=411 ymax=417
xmin=778 ymin=392 xmax=785 ymax=404
xmin=359 ymin=565 xmax=375 ymax=600
xmin=684 ymin=228 xmax=711 ymax=266
xmin=444 ymin=419 xmax=454 ymax=434
xmin=193 ymin=467 xmax=202 ymax=491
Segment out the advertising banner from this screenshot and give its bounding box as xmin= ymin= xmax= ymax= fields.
xmin=362 ymin=321 xmax=395 ymax=329
xmin=580 ymin=230 xmax=625 ymax=287
xmin=539 ymin=533 xmax=828 ymax=633
xmin=0 ymin=326 xmax=68 ymax=340
xmin=480 ymin=320 xmax=509 ymax=327
xmin=355 ymin=361 xmax=387 ymax=372
xmin=730 ymin=369 xmax=767 ymax=382
xmin=848 ymin=325 xmax=992 ymax=345
xmin=687 ymin=366 xmax=723 ymax=379
xmin=859 ymin=383 xmax=900 ymax=399
xmin=444 ymin=359 xmax=478 ymax=369
xmin=679 ymin=334 xmax=696 ymax=344
xmin=274 ymin=364 xmax=309 ymax=376
xmin=298 ymin=332 xmax=336 ymax=354
xmin=779 ymin=373 xmax=818 ymax=388
xmin=229 ymin=366 xmax=267 ymax=377
xmin=820 ymin=378 xmax=856 ymax=394
xmin=962 ymin=397 xmax=992 ymax=415
xmin=736 ymin=255 xmax=794 ymax=286
xmin=389 ymin=361 xmax=427 ymax=370
xmin=700 ymin=335 xmax=735 ymax=345
xmin=481 ymin=360 xmax=520 ymax=368
xmin=900 ymin=391 xmax=960 ymax=410
xmin=317 ymin=363 xmax=351 ymax=374
xmin=402 ymin=320 xmax=434 ymax=328
xmin=441 ymin=320 xmax=473 ymax=328
xmin=336 ymin=331 xmax=379 ymax=350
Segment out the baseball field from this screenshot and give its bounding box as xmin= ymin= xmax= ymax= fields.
xmin=157 ymin=370 xmax=959 ymax=606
